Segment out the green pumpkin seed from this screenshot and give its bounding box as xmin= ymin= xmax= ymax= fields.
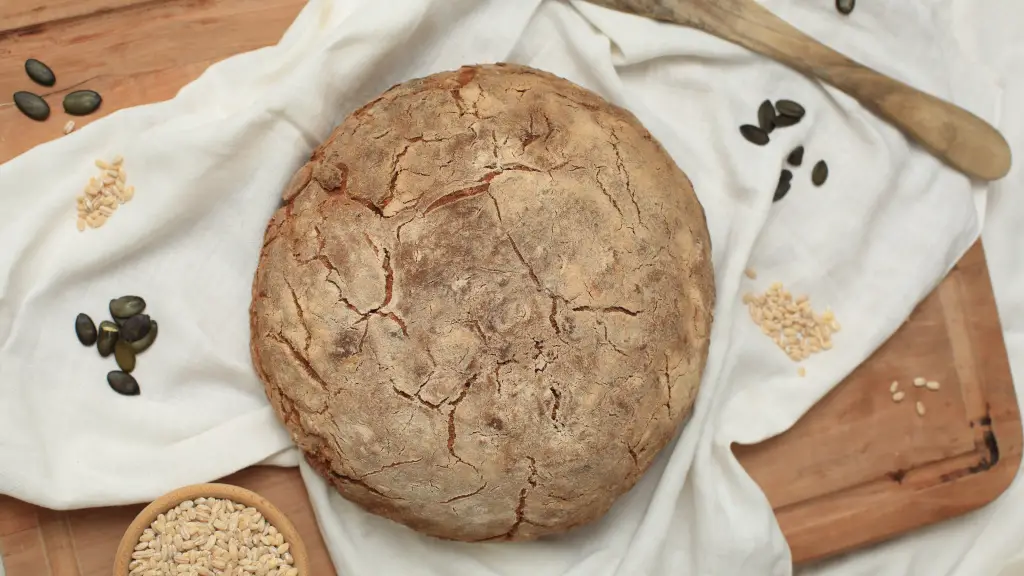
xmin=130 ymin=319 xmax=158 ymax=353
xmin=773 ymin=169 xmax=793 ymax=202
xmin=110 ymin=295 xmax=146 ymax=319
xmin=107 ymin=371 xmax=140 ymax=396
xmin=63 ymin=90 xmax=102 ymax=116
xmin=75 ymin=313 xmax=97 ymax=346
xmin=812 ymin=160 xmax=829 ymax=186
xmin=114 ymin=340 xmax=137 ymax=373
xmin=13 ymin=91 xmax=50 ymax=121
xmin=787 ymin=146 xmax=805 ymax=167
xmin=775 ymin=100 xmax=805 ymax=120
xmin=97 ymin=321 xmax=119 ymax=357
xmin=740 ymin=124 xmax=769 ymax=146
xmin=757 ymin=100 xmax=776 ymax=133
xmin=836 ymin=0 xmax=855 ymax=15
xmin=120 ymin=314 xmax=151 ymax=342
xmin=24 ymin=59 xmax=56 ymax=87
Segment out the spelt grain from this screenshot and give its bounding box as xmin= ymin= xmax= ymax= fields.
xmin=889 ymin=380 xmax=899 ymax=393
xmin=913 ymin=377 xmax=926 ymax=387
xmin=926 ymin=380 xmax=940 ymax=391
xmin=916 ymin=401 xmax=926 ymax=416
xmin=892 ymin=391 xmax=905 ymax=402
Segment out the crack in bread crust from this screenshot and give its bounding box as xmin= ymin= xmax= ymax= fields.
xmin=249 ymin=63 xmax=715 ymax=542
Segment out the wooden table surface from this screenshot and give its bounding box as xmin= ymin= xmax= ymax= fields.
xmin=1 ymin=1 xmax=1020 ymax=574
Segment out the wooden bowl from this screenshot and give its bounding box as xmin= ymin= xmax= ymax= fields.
xmin=113 ymin=483 xmax=310 ymax=576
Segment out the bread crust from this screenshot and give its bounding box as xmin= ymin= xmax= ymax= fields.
xmin=250 ymin=63 xmax=715 ymax=541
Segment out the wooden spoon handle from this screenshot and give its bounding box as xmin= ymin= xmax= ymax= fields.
xmin=582 ymin=0 xmax=1012 ymax=181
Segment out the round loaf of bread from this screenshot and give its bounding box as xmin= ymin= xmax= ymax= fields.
xmin=250 ymin=64 xmax=714 ymax=541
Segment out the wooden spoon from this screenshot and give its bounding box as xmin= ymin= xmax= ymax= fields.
xmin=582 ymin=0 xmax=1012 ymax=181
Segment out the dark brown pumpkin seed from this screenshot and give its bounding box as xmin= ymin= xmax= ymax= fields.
xmin=757 ymin=100 xmax=776 ymax=133
xmin=773 ymin=170 xmax=793 ymax=202
xmin=787 ymin=146 xmax=805 ymax=167
xmin=836 ymin=0 xmax=855 ymax=15
xmin=772 ymin=114 xmax=801 ymax=128
xmin=120 ymin=314 xmax=152 ymax=342
xmin=13 ymin=91 xmax=50 ymax=121
xmin=110 ymin=295 xmax=146 ymax=319
xmin=97 ymin=321 xmax=119 ymax=357
xmin=114 ymin=340 xmax=136 ymax=373
xmin=24 ymin=59 xmax=56 ymax=87
xmin=75 ymin=313 xmax=97 ymax=346
xmin=63 ymin=90 xmax=102 ymax=116
xmin=812 ymin=160 xmax=829 ymax=186
xmin=740 ymin=124 xmax=770 ymax=146
xmin=775 ymin=100 xmax=805 ymax=120
xmin=107 ymin=371 xmax=140 ymax=396
xmin=130 ymin=319 xmax=158 ymax=353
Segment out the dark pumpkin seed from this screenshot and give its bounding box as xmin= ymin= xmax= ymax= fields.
xmin=13 ymin=91 xmax=50 ymax=121
xmin=63 ymin=90 xmax=102 ymax=116
xmin=775 ymin=100 xmax=805 ymax=120
xmin=107 ymin=371 xmax=140 ymax=396
xmin=114 ymin=340 xmax=137 ymax=373
xmin=75 ymin=313 xmax=97 ymax=346
xmin=24 ymin=59 xmax=56 ymax=87
xmin=110 ymin=295 xmax=146 ymax=319
xmin=97 ymin=321 xmax=119 ymax=357
xmin=120 ymin=314 xmax=152 ymax=343
xmin=773 ymin=170 xmax=793 ymax=202
xmin=836 ymin=0 xmax=855 ymax=15
xmin=787 ymin=146 xmax=805 ymax=167
xmin=757 ymin=100 xmax=776 ymax=133
xmin=130 ymin=319 xmax=158 ymax=353
xmin=772 ymin=114 xmax=801 ymax=128
xmin=812 ymin=160 xmax=829 ymax=186
xmin=740 ymin=124 xmax=770 ymax=146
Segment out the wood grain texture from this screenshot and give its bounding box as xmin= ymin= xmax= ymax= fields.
xmin=582 ymin=0 xmax=1013 ymax=181
xmin=0 ymin=468 xmax=336 ymax=576
xmin=735 ymin=242 xmax=1022 ymax=563
xmin=0 ymin=0 xmax=1018 ymax=571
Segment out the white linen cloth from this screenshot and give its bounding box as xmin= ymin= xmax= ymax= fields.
xmin=0 ymin=0 xmax=1020 ymax=575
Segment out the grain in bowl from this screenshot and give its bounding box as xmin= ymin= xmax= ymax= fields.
xmin=115 ymin=483 xmax=308 ymax=576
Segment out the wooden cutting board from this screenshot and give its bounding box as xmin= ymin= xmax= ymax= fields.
xmin=1 ymin=1 xmax=1019 ymax=573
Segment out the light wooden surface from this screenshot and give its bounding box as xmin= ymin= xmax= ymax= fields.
xmin=584 ymin=0 xmax=1012 ymax=181
xmin=0 ymin=0 xmax=1019 ymax=573
xmin=735 ymin=242 xmax=1022 ymax=563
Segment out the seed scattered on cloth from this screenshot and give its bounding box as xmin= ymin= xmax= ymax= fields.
xmin=129 ymin=497 xmax=299 ymax=576
xmin=889 ymin=380 xmax=899 ymax=393
xmin=916 ymin=400 xmax=926 ymax=417
xmin=892 ymin=391 xmax=906 ymax=402
xmin=787 ymin=146 xmax=804 ymax=167
xmin=97 ymin=321 xmax=119 ymax=357
xmin=913 ymin=377 xmax=927 ymax=387
xmin=757 ymin=99 xmax=776 ymax=133
xmin=926 ymin=380 xmax=941 ymax=391
xmin=107 ymin=370 xmax=139 ymax=396
xmin=744 ymin=282 xmax=840 ymax=362
xmin=740 ymin=124 xmax=770 ymax=146
xmin=798 ymin=366 xmax=806 ymax=377
xmin=63 ymin=120 xmax=75 ymax=135
xmin=775 ymin=99 xmax=806 ymax=120
xmin=76 ymin=157 xmax=134 ymax=230
xmin=75 ymin=313 xmax=97 ymax=346
xmin=744 ymin=268 xmax=758 ymax=280
xmin=812 ymin=160 xmax=829 ymax=186
xmin=773 ymin=169 xmax=793 ymax=202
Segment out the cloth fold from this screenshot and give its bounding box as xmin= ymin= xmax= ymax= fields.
xmin=0 ymin=0 xmax=1021 ymax=575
